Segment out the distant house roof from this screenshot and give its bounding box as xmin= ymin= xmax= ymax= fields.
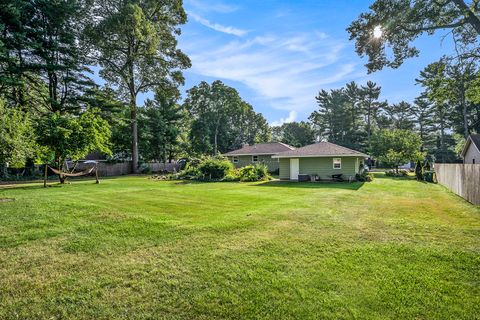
xmin=272 ymin=141 xmax=368 ymax=158
xmin=223 ymin=142 xmax=295 ymax=156
xmin=461 ymin=134 xmax=480 ymax=158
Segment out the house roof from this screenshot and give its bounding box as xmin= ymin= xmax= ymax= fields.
xmin=461 ymin=134 xmax=480 ymax=158
xmin=272 ymin=141 xmax=368 ymax=158
xmin=223 ymin=142 xmax=295 ymax=156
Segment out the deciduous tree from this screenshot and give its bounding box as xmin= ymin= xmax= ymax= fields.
xmin=86 ymin=0 xmax=191 ymax=172
xmin=348 ymin=0 xmax=480 ymax=72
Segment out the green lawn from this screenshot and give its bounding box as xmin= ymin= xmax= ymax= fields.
xmin=0 ymin=174 xmax=479 ymax=319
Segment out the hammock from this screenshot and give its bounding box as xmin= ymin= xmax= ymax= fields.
xmin=48 ymin=166 xmax=95 ymax=177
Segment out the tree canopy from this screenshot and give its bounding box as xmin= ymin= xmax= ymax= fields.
xmin=348 ymin=0 xmax=480 ymax=72
xmin=85 ymin=0 xmax=191 ymax=172
xmin=371 ymin=129 xmax=424 ymax=172
xmin=184 ymin=80 xmax=271 ymax=155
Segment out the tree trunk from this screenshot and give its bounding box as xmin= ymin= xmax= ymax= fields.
xmin=460 ymin=80 xmax=469 ymax=138
xmin=128 ymin=56 xmax=139 ymax=173
xmin=131 ymin=105 xmax=139 ymax=173
xmin=214 ymin=119 xmax=219 ymax=155
xmin=440 ymin=118 xmax=446 ymax=163
xmin=451 ymin=0 xmax=480 ymax=35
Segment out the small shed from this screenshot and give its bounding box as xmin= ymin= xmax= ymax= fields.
xmin=461 ymin=134 xmax=480 ymax=164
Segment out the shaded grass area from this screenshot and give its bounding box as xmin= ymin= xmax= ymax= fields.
xmin=0 ymin=174 xmax=479 ymax=319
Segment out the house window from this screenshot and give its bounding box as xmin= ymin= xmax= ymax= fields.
xmin=232 ymin=156 xmax=238 ymax=163
xmin=333 ymin=158 xmax=341 ymax=169
xmin=252 ymin=155 xmax=258 ymax=162
xmin=473 ymin=159 xmax=476 ymax=164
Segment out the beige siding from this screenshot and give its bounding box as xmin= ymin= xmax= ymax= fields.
xmin=227 ymin=155 xmax=280 ymax=172
xmin=279 ymin=158 xmax=290 ymax=179
xmin=279 ymin=156 xmax=363 ymax=180
xmin=464 ymin=143 xmax=480 ymax=164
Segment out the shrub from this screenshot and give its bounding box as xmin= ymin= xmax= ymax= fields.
xmin=197 ymin=158 xmax=233 ymax=181
xmin=355 ymin=171 xmax=374 ymax=182
xmin=238 ymin=164 xmax=271 ymax=182
xmin=415 ymin=160 xmax=423 ymax=180
xmin=139 ymin=163 xmax=152 ymax=174
xmin=223 ymin=168 xmax=240 ymax=182
xmin=385 ymin=169 xmax=408 ymax=177
xmin=177 ymin=163 xmax=201 ymax=180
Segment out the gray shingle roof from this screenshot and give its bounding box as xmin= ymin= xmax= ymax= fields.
xmin=223 ymin=142 xmax=295 ymax=156
xmin=462 ymin=134 xmax=480 ymax=157
xmin=272 ymin=141 xmax=368 ymax=158
xmin=470 ymin=134 xmax=480 ymax=150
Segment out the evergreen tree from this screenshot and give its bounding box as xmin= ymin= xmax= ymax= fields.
xmin=382 ymin=101 xmax=415 ymax=130
xmin=139 ymin=94 xmax=184 ymax=163
xmin=415 ymin=160 xmax=423 ymax=180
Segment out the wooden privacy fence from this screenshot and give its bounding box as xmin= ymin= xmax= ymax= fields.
xmin=435 ymin=163 xmax=480 ymax=205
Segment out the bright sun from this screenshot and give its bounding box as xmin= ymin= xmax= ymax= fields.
xmin=373 ymin=25 xmax=383 ymax=38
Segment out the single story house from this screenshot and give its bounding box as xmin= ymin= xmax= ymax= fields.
xmin=272 ymin=142 xmax=368 ymax=181
xmin=223 ymin=142 xmax=295 ymax=172
xmin=461 ymin=134 xmax=480 ymax=164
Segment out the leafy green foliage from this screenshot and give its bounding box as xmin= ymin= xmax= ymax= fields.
xmin=184 ymin=80 xmax=271 ymax=155
xmin=347 ymin=0 xmax=480 ymax=72
xmin=177 ymin=163 xmax=201 ymax=180
xmin=86 ymin=0 xmax=191 ymax=171
xmin=371 ymin=129 xmax=424 ymax=171
xmin=0 ymin=99 xmax=37 ymax=168
xmin=195 ymin=157 xmax=234 ymax=181
xmin=36 ymin=109 xmax=111 ymax=170
xmin=238 ymin=164 xmax=271 ymax=182
xmin=415 ymin=160 xmax=424 ymax=180
xmin=0 ymin=0 xmax=95 ymax=112
xmin=355 ymin=171 xmax=374 ymax=182
xmin=272 ymin=121 xmax=315 ymax=148
xmin=139 ymin=93 xmax=185 ymax=162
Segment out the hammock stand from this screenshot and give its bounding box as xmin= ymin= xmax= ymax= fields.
xmin=44 ymin=162 xmax=99 ymax=187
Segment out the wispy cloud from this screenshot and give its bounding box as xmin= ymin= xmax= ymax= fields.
xmin=271 ymin=111 xmax=297 ymax=126
xmin=188 ymin=12 xmax=247 ymax=36
xmin=181 ymin=30 xmax=360 ymax=124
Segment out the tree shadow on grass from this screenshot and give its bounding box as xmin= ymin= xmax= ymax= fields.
xmin=253 ymin=180 xmax=365 ymax=190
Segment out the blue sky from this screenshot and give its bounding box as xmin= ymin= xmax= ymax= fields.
xmin=148 ymin=0 xmax=456 ymax=125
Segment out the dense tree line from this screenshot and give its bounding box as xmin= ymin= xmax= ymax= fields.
xmin=0 ymin=0 xmax=271 ymax=178
xmin=2 ymin=0 xmax=479 ymax=180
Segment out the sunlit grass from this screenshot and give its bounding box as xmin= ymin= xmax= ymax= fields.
xmin=0 ymin=174 xmax=479 ymax=319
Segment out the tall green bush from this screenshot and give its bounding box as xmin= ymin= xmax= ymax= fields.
xmin=415 ymin=160 xmax=423 ymax=180
xmin=238 ymin=164 xmax=271 ymax=182
xmin=197 ymin=158 xmax=233 ymax=181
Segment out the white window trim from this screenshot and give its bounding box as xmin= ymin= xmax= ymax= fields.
xmin=333 ymin=158 xmax=342 ymax=169
xmin=252 ymin=155 xmax=258 ymax=162
xmin=232 ymin=156 xmax=238 ymax=163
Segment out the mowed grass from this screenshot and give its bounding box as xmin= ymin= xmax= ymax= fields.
xmin=0 ymin=174 xmax=479 ymax=319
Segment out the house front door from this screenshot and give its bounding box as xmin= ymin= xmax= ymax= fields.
xmin=290 ymin=158 xmax=299 ymax=180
